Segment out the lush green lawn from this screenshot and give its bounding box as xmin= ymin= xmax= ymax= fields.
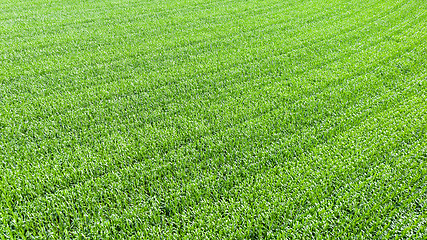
xmin=1 ymin=0 xmax=427 ymax=238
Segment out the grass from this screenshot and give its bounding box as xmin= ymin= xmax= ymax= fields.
xmin=1 ymin=0 xmax=427 ymax=238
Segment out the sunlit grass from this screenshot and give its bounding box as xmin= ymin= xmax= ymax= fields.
xmin=1 ymin=0 xmax=426 ymax=238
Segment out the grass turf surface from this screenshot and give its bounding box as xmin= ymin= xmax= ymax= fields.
xmin=1 ymin=0 xmax=427 ymax=238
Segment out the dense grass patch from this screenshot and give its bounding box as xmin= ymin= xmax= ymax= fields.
xmin=1 ymin=0 xmax=426 ymax=238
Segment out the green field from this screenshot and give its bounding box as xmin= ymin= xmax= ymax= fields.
xmin=1 ymin=0 xmax=427 ymax=238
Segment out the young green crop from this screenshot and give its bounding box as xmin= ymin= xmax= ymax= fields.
xmin=1 ymin=0 xmax=426 ymax=239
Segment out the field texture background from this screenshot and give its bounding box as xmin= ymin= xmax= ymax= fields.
xmin=1 ymin=0 xmax=427 ymax=238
